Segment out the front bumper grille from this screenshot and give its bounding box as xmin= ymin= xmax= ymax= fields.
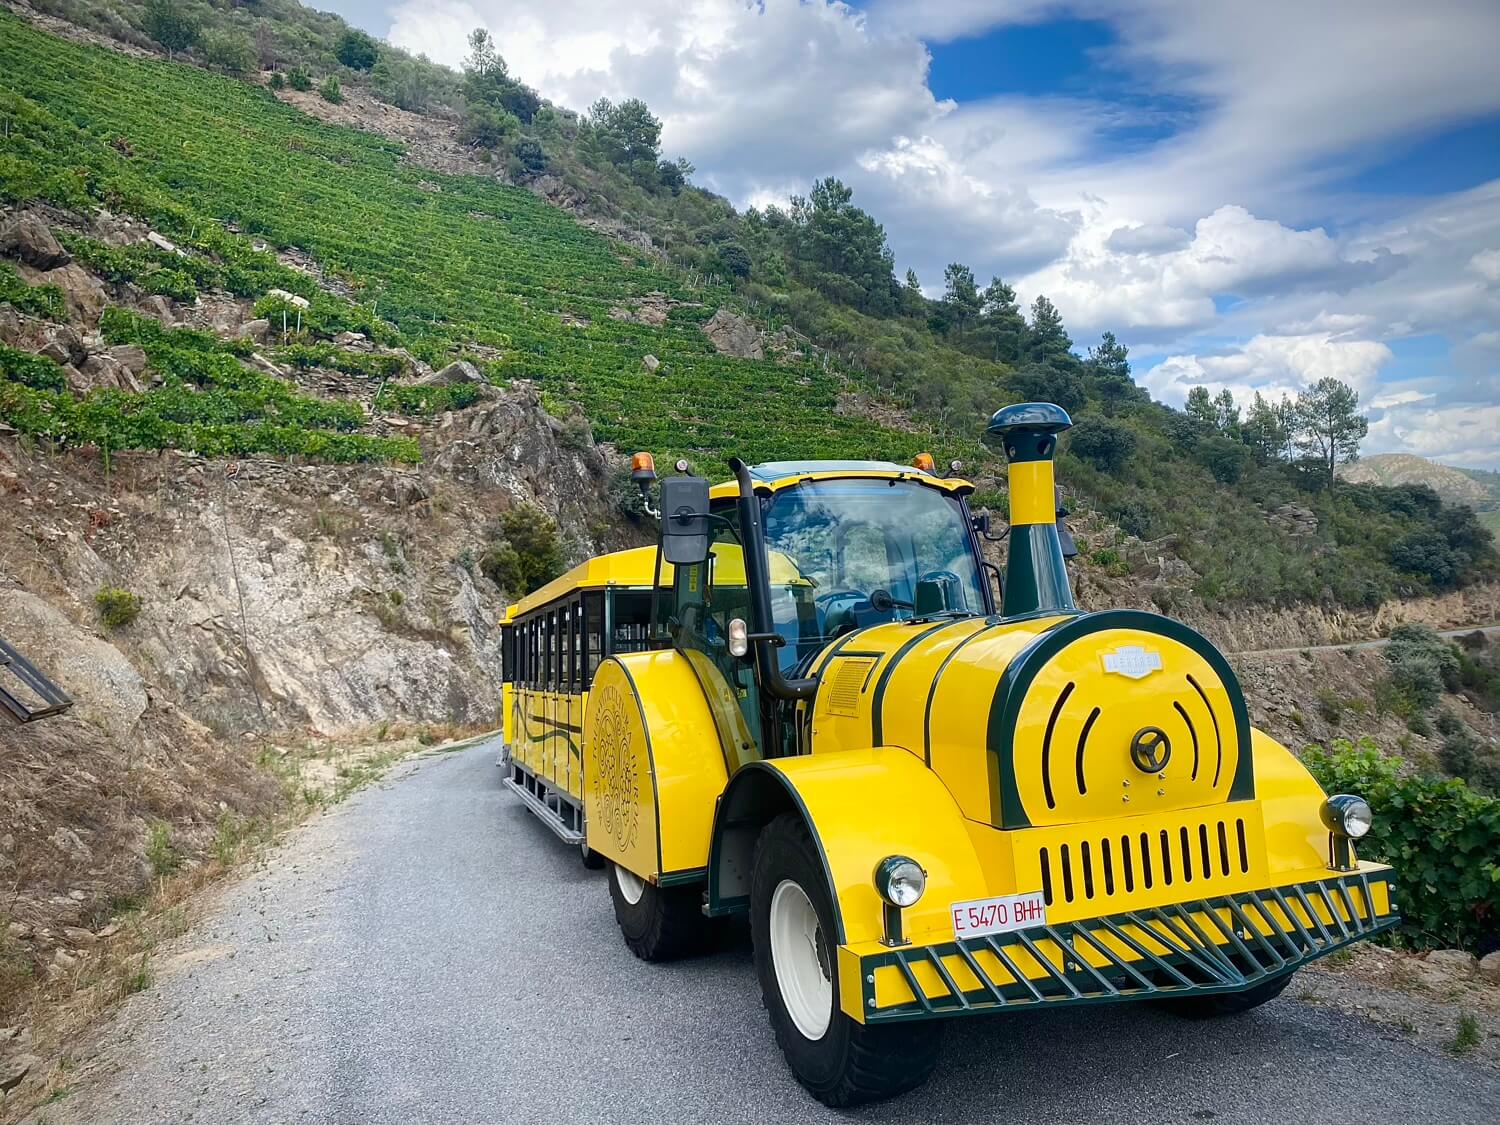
xmin=859 ymin=870 xmax=1397 ymax=1022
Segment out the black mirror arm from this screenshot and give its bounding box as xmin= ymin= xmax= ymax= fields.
xmin=729 ymin=457 xmax=817 ymax=702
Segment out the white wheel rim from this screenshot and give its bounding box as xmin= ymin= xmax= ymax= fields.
xmin=614 ymin=863 xmax=646 ymax=905
xmin=769 ymin=879 xmax=833 ymax=1040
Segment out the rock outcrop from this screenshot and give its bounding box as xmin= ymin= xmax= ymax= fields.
xmin=0 ymin=212 xmax=70 ymax=270
xmin=701 ymin=308 xmax=765 ymax=359
xmin=418 ymin=359 xmax=485 ymax=386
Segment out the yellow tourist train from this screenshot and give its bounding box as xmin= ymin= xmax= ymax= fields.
xmin=499 ymin=403 xmax=1398 ymax=1106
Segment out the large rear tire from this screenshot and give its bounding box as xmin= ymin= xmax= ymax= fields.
xmin=750 ymin=813 xmax=941 ymax=1107
xmin=1155 ymin=970 xmax=1294 ymax=1018
xmin=608 ymin=861 xmax=707 ymax=961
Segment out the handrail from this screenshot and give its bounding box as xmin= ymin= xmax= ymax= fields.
xmin=729 ymin=457 xmax=817 ymax=702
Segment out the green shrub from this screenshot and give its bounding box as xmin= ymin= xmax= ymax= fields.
xmin=1383 ymin=624 xmax=1461 ymax=713
xmin=144 ymin=818 xmax=180 ymax=876
xmin=95 ymin=586 xmax=142 ymax=628
xmin=200 ymin=29 xmax=254 ymax=75
xmin=335 ymin=29 xmax=379 ymax=71
xmin=319 ymin=75 xmax=343 ymax=104
xmin=1316 ymin=691 xmax=1343 ymax=725
xmin=0 ymin=262 xmax=66 ymax=318
xmin=480 ymin=507 xmax=565 ymax=595
xmin=1068 ymin=420 xmax=1134 ymax=477
xmin=288 ymin=66 xmax=313 ymax=91
xmin=1303 ymin=737 xmax=1500 ymax=951
xmin=0 ymin=343 xmax=66 ymax=391
xmin=269 ymin=71 xmax=286 ymax=91
xmin=1438 ymin=718 xmax=1500 ymax=795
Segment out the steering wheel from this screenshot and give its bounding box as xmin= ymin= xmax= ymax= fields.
xmin=815 ymin=589 xmax=869 ymax=638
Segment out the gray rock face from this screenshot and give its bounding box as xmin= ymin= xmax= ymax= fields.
xmin=32 ymin=263 xmax=106 ymax=324
xmin=641 ymin=354 xmax=660 ymax=373
xmin=0 ymin=212 xmax=70 ymax=270
xmin=243 ymin=318 xmax=272 ymax=344
xmin=40 ymin=325 xmax=87 ymax=366
xmin=138 ymin=294 xmax=174 ymax=324
xmin=700 ymin=307 xmax=765 ymax=359
xmin=418 ymin=359 xmax=485 ymax=386
xmin=77 ymin=352 xmax=143 ymax=393
xmin=1480 ymin=950 xmax=1500 ymax=984
xmin=107 ymin=344 xmax=150 ymax=377
xmin=0 ymin=592 xmax=149 ymax=739
xmin=1268 ymin=502 xmax=1319 ymax=539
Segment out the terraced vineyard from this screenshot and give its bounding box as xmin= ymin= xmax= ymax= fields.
xmin=0 ymin=12 xmax=967 ymax=468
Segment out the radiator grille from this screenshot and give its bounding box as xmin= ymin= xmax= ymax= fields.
xmin=1039 ymin=815 xmax=1253 ymax=907
xmin=826 ymin=657 xmax=877 ymax=717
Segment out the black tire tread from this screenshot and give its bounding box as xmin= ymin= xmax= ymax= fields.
xmin=752 ymin=813 xmax=941 ymax=1107
xmin=609 ymin=863 xmax=706 ymax=962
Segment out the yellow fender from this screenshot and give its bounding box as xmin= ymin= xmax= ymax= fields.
xmin=582 ymin=652 xmax=729 ymax=884
xmin=706 ymin=747 xmax=986 ymax=947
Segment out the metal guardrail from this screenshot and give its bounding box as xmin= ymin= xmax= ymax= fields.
xmin=0 ymin=634 xmax=73 ymax=722
xmin=861 ymin=871 xmax=1397 ymax=1021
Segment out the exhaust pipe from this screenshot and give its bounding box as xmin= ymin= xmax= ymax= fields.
xmin=987 ymin=402 xmax=1077 ymax=618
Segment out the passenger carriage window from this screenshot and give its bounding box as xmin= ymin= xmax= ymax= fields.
xmin=552 ymin=609 xmax=563 ymax=689
xmin=584 ymin=593 xmax=603 ymax=683
xmin=563 ymin=603 xmax=576 ymax=693
xmin=571 ymin=600 xmax=583 ymax=692
xmin=544 ymin=613 xmax=555 ymax=690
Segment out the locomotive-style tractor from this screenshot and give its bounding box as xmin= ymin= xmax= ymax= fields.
xmin=499 ymin=403 xmax=1396 ymax=1105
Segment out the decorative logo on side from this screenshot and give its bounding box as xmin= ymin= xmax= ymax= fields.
xmin=1130 ymin=726 xmax=1172 ymax=774
xmin=1102 ymin=645 xmax=1164 ymax=680
xmin=590 ymin=684 xmax=640 ymax=852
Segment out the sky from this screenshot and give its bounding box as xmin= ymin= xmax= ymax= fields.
xmin=322 ymin=0 xmax=1500 ymax=468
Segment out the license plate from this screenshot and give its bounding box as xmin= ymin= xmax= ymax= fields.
xmin=951 ymin=891 xmax=1047 ymax=939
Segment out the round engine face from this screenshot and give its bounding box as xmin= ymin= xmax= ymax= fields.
xmin=1005 ymin=625 xmax=1247 ymax=827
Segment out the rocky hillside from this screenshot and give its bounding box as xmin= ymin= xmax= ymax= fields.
xmin=1342 ymin=453 xmax=1495 ymax=509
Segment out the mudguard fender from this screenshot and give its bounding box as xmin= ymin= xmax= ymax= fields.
xmin=707 ymin=748 xmax=986 ymax=946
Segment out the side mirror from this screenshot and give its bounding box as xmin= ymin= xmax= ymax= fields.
xmin=1055 ymin=485 xmax=1078 ymax=560
xmin=660 ymin=475 xmax=711 ymax=566
xmin=972 ymin=511 xmax=991 ymax=537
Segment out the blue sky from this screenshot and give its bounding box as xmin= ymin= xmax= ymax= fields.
xmin=332 ymin=0 xmax=1499 ymax=466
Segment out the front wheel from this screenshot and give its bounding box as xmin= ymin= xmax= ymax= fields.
xmin=750 ymin=813 xmax=941 ymax=1107
xmin=608 ymin=861 xmax=708 ymax=961
xmin=1154 ymin=970 xmax=1295 ymax=1018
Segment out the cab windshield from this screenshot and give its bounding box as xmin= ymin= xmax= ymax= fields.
xmin=761 ymin=478 xmax=986 ymax=665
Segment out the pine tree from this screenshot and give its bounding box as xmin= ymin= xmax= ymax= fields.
xmin=1025 ymin=295 xmax=1072 ymax=362
xmin=1294 ymin=377 xmax=1368 ymax=489
xmin=941 ymin=263 xmax=981 ymax=336
xmin=978 ymin=277 xmax=1026 ymax=363
xmin=1185 ymin=386 xmax=1217 ymax=430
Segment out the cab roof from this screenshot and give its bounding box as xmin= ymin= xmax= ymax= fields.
xmin=708 ymin=461 xmax=973 ymax=501
xmin=506 ymin=545 xmax=660 ymax=619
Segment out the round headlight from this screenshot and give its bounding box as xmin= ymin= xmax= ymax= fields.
xmin=1321 ymin=794 xmax=1374 ymax=839
xmin=874 ymin=856 xmax=926 ymax=908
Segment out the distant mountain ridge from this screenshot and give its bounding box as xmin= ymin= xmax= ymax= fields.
xmin=1341 ymin=453 xmax=1497 ymax=509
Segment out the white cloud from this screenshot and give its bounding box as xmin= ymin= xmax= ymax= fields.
xmin=1366 ymin=402 xmax=1500 ymax=469
xmin=1143 ymin=332 xmax=1394 ymax=406
xmin=1471 ymin=249 xmax=1500 ymax=283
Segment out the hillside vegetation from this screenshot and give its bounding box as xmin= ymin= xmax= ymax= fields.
xmin=0 ymin=9 xmax=1495 ymax=609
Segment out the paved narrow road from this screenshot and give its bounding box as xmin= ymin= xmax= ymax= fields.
xmin=49 ymin=741 xmax=1500 ymax=1125
xmin=1230 ymin=622 xmax=1498 ymax=658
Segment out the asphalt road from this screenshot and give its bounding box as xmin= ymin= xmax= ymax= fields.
xmin=49 ymin=740 xmax=1500 ymax=1125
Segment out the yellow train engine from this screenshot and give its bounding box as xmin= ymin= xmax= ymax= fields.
xmin=499 ymin=403 xmax=1397 ymax=1106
